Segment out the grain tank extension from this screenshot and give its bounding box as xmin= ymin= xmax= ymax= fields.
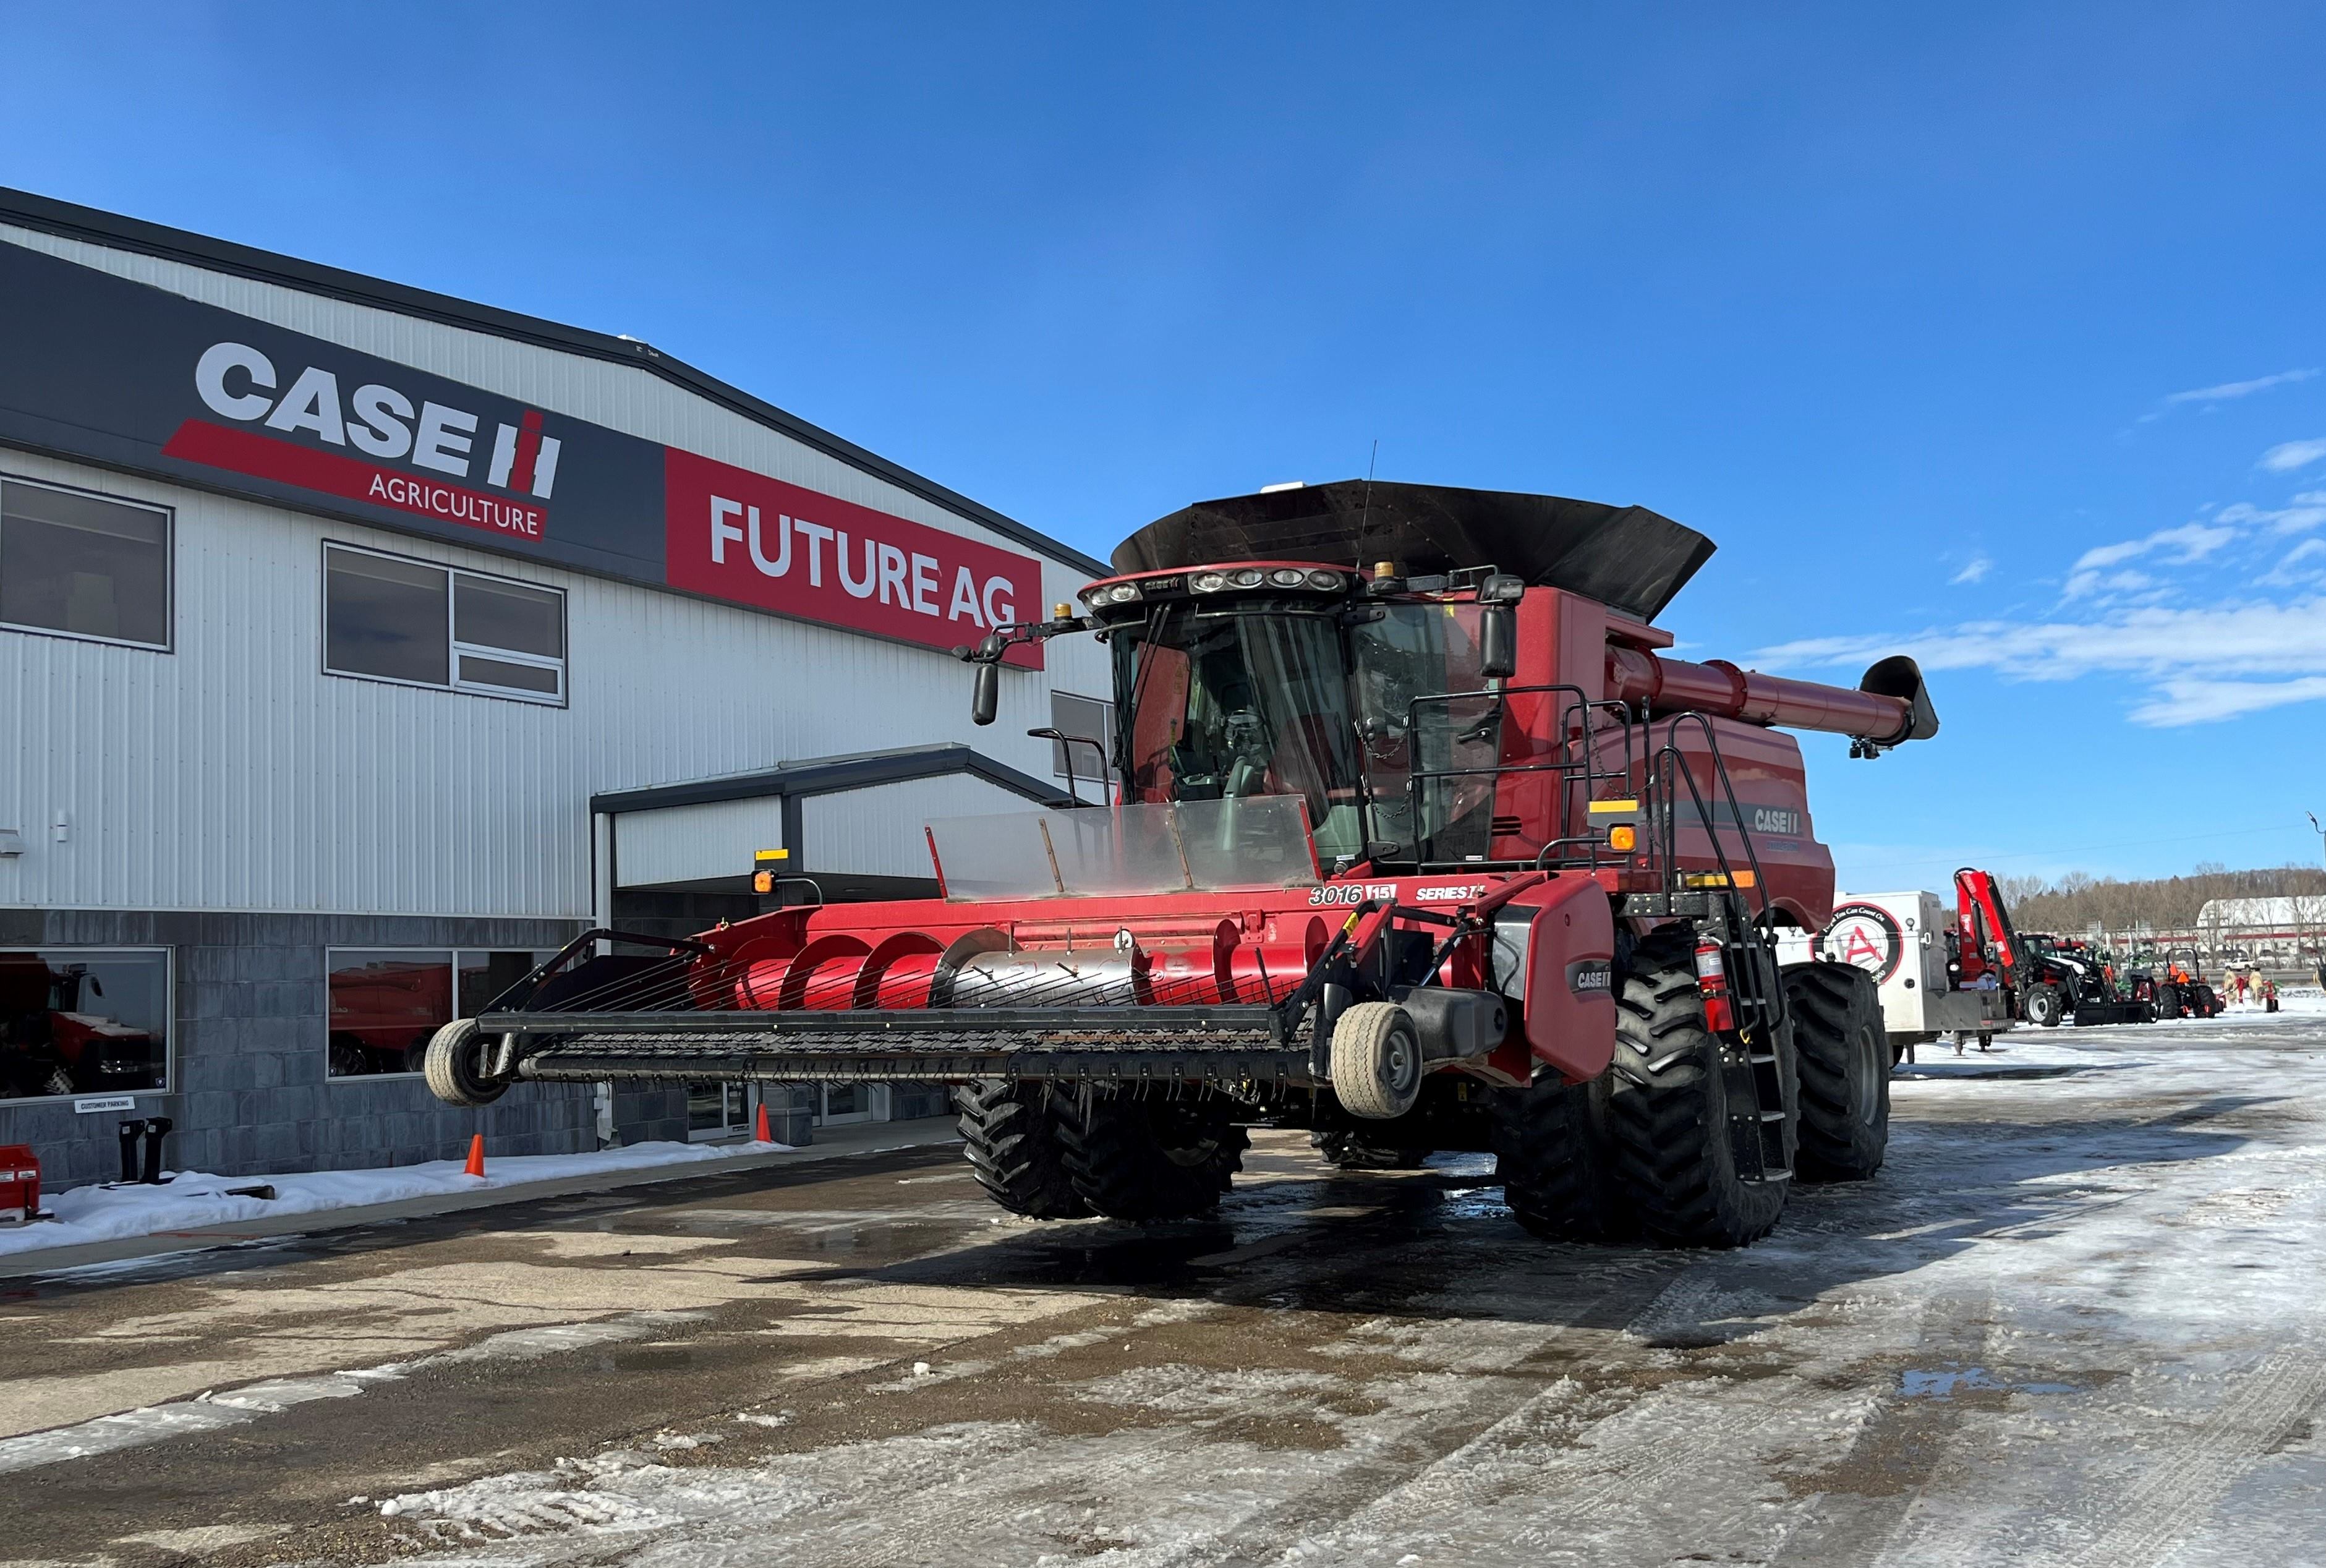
xmin=427 ymin=480 xmax=1935 ymax=1247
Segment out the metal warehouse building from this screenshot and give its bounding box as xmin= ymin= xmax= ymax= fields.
xmin=0 ymin=188 xmax=1112 ymax=1187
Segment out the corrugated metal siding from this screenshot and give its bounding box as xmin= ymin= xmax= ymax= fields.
xmin=799 ymin=774 xmax=1041 ymax=880
xmin=613 ymin=798 xmax=786 ymax=888
xmin=0 ymin=448 xmax=1100 ymax=917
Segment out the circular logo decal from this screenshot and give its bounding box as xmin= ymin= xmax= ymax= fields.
xmin=1823 ymin=902 xmax=1904 ymax=983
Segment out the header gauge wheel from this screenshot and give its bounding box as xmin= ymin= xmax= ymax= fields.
xmin=423 ymin=1018 xmax=509 ymax=1108
xmin=1330 ymin=1002 xmax=1424 ymax=1120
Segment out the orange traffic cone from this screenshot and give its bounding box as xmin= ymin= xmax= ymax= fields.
xmin=464 ymin=1133 xmax=486 ymax=1177
xmin=754 ymin=1102 xmax=773 ymax=1143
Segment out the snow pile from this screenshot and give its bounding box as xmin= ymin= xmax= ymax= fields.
xmin=0 ymin=1139 xmax=790 ymax=1259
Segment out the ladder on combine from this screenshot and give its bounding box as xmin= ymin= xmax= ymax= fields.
xmin=1402 ymin=689 xmax=1794 ymax=1183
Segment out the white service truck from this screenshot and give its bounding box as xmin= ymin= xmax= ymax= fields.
xmin=1818 ymin=890 xmax=2014 ymax=1060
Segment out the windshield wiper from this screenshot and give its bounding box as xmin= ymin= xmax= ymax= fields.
xmin=1115 ymin=602 xmax=1173 ymax=778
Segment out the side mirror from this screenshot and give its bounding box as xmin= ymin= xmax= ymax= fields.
xmin=971 ymin=660 xmax=1000 ymax=726
xmin=1478 ymin=604 xmax=1517 ymax=679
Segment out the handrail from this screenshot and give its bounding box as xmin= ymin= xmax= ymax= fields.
xmin=1650 ymin=712 xmax=1773 ymax=923
xmin=1398 ymin=682 xmax=1617 ymax=869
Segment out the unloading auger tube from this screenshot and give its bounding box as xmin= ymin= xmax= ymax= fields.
xmin=424 ymin=478 xmax=1933 ymax=1242
xmin=1605 ymin=648 xmax=1939 ymax=755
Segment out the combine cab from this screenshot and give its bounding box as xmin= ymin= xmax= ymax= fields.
xmin=427 ymin=481 xmax=1938 ymax=1247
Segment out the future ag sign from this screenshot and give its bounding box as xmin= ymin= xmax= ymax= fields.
xmin=0 ymin=242 xmax=1042 ymax=663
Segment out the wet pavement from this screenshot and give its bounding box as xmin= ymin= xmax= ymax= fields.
xmin=2 ymin=1010 xmax=2322 ymax=1566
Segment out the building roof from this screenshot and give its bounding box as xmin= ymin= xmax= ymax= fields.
xmin=2194 ymin=895 xmax=2326 ymax=927
xmin=0 ymin=184 xmax=1108 ymax=577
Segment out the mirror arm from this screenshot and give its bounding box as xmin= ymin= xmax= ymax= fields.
xmin=954 ymin=613 xmax=1094 ymax=727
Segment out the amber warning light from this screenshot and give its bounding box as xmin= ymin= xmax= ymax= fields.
xmin=752 ymin=847 xmax=790 ymax=894
xmin=1588 ymin=799 xmax=1642 ymax=853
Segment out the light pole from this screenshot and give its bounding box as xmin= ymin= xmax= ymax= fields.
xmin=2310 ymin=814 xmax=2326 ymax=986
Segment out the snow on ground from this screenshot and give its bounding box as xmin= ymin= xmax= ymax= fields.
xmin=326 ymin=1009 xmax=2326 ymax=1567
xmin=0 ymin=1139 xmax=790 ymax=1258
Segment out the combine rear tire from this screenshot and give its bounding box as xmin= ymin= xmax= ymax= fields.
xmin=955 ymin=1081 xmax=1091 ymax=1218
xmin=2024 ymin=984 xmax=2064 ymax=1028
xmin=1312 ymin=1130 xmax=1433 ymax=1169
xmin=1784 ymin=962 xmax=1889 ymax=1182
xmin=1329 ymin=1002 xmax=1423 ymax=1120
xmin=1605 ymin=932 xmax=1797 ymax=1248
xmin=1055 ymin=1089 xmax=1248 ymax=1222
xmin=1493 ymin=1072 xmax=1635 ymax=1242
xmin=422 ymin=1018 xmax=509 ymax=1108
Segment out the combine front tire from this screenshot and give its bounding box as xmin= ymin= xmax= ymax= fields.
xmin=1312 ymin=1130 xmax=1433 ymax=1169
xmin=2024 ymin=984 xmax=2064 ymax=1028
xmin=1784 ymin=962 xmax=1889 ymax=1182
xmin=1493 ymin=1072 xmax=1635 ymax=1242
xmin=1329 ymin=1002 xmax=1423 ymax=1120
xmin=422 ymin=1018 xmax=509 ymax=1108
xmin=1605 ymin=934 xmax=1796 ymax=1248
xmin=1055 ymin=1089 xmax=1248 ymax=1222
xmin=955 ymin=1081 xmax=1091 ymax=1218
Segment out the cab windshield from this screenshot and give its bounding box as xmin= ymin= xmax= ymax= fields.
xmin=1112 ymin=603 xmax=1366 ymax=862
xmin=1110 ymin=597 xmax=1504 ymax=867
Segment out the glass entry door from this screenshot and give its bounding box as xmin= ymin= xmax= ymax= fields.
xmin=687 ymin=1082 xmax=749 ymax=1141
xmin=816 ymin=1082 xmax=881 ymax=1125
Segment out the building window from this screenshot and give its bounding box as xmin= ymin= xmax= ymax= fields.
xmin=1048 ymin=690 xmax=1114 ymax=788
xmin=326 ymin=948 xmax=553 ymax=1078
xmin=0 ymin=476 xmax=171 ymax=650
xmin=324 ymin=543 xmax=565 ymax=704
xmin=0 ymin=948 xmax=171 ymax=1102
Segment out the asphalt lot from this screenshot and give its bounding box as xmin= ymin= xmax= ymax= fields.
xmin=2 ymin=1011 xmax=2322 ymax=1567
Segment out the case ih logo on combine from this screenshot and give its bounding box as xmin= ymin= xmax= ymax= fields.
xmin=161 ymin=341 xmax=560 ymax=543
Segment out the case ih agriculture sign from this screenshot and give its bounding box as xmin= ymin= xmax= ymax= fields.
xmin=0 ymin=242 xmax=1042 ymax=662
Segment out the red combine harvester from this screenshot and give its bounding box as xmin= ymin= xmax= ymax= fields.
xmin=0 ymin=953 xmax=163 ymax=1098
xmin=425 ymin=482 xmax=1938 ymax=1247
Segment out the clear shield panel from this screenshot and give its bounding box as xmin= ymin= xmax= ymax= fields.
xmin=924 ymin=796 xmax=1323 ymax=901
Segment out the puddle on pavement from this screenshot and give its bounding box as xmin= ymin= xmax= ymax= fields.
xmin=1435 ymin=1186 xmax=1514 ymax=1221
xmin=1899 ymin=1363 xmax=2081 ymax=1399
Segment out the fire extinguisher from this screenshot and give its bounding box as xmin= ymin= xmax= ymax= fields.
xmin=1694 ymin=936 xmax=1737 ymax=1034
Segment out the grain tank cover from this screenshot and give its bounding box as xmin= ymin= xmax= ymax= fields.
xmin=1114 ymin=479 xmax=1718 ymax=620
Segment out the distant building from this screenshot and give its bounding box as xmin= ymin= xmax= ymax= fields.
xmin=2192 ymin=897 xmax=2326 ymax=965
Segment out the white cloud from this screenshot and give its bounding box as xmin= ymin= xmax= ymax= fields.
xmin=2061 ymin=568 xmax=2155 ymax=600
xmin=1754 ymin=596 xmax=2326 ymax=727
xmin=1949 ymin=555 xmax=1992 ymax=585
xmin=2214 ymin=500 xmax=2326 ymax=534
xmin=2259 ymin=438 xmax=2326 ymax=472
xmin=2070 ymin=522 xmax=2237 ymax=572
xmin=2259 ymin=538 xmax=2326 ymax=588
xmin=2128 ymin=676 xmax=2326 ymax=726
xmin=2163 ymin=367 xmax=2318 ymax=406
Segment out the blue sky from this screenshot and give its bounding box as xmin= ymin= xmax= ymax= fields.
xmin=6 ymin=4 xmax=2324 ymax=896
